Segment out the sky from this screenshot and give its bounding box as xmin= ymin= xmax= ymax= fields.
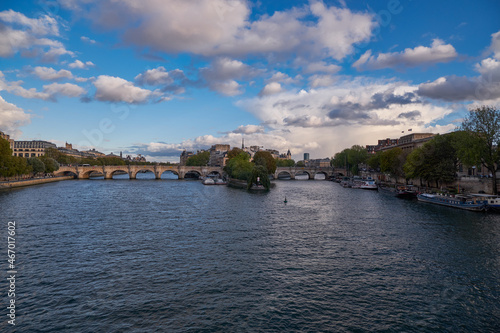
xmin=0 ymin=0 xmax=499 ymax=162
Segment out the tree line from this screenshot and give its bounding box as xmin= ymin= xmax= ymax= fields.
xmin=331 ymin=106 xmax=500 ymax=193
xmin=0 ymin=139 xmax=59 ymax=178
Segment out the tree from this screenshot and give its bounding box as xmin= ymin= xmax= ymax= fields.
xmin=186 ymin=151 xmax=210 ymax=166
xmin=276 ymin=159 xmax=295 ymax=167
xmin=247 ymin=164 xmax=270 ymax=190
xmin=253 ymin=151 xmax=276 ymax=174
xmin=224 ymin=151 xmax=253 ymax=180
xmin=27 ymin=157 xmax=45 ymax=175
xmin=331 ymin=145 xmax=368 ymax=175
xmin=39 ymin=156 xmax=59 ymax=173
xmin=458 ymin=106 xmax=500 ymax=194
xmin=380 ymin=147 xmax=405 ymax=180
xmin=404 ymin=134 xmax=459 ymax=187
xmin=367 ymin=152 xmax=381 ymax=171
xmin=296 ymin=161 xmax=305 ymax=167
xmin=227 ymin=147 xmax=245 ymax=160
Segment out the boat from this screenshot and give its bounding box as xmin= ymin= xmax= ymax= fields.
xmin=417 ymin=193 xmax=488 ymax=211
xmin=215 ymin=178 xmax=227 ymax=185
xmin=202 ymin=178 xmax=215 ymax=185
xmin=379 ymin=184 xmax=417 ymax=199
xmin=470 ymin=193 xmax=500 ymax=211
xmin=360 ymin=179 xmax=377 ymax=190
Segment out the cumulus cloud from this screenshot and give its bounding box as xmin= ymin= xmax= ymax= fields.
xmin=68 ymin=60 xmax=95 ymax=69
xmin=353 ymin=39 xmax=458 ymax=71
xmin=42 ymin=82 xmax=86 ymax=98
xmin=201 ymin=57 xmax=259 ymax=95
xmin=303 ymin=61 xmax=341 ymax=74
xmin=134 ymin=66 xmax=185 ymax=87
xmin=237 ymin=79 xmax=454 ymax=156
xmin=309 ymin=74 xmax=336 ymax=88
xmin=259 ymin=82 xmax=282 ymax=96
xmin=63 ymin=0 xmax=376 ymax=61
xmin=32 ymin=66 xmax=73 ymax=80
xmin=93 ymin=75 xmax=161 ymax=103
xmin=230 ymin=125 xmax=265 ymax=134
xmin=0 ymin=10 xmax=73 ymax=61
xmin=0 ymin=95 xmax=31 ymax=138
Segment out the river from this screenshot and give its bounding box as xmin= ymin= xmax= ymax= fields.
xmin=1 ymin=178 xmax=499 ymax=332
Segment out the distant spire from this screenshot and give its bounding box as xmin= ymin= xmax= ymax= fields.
xmin=242 ymin=137 xmax=244 ymax=149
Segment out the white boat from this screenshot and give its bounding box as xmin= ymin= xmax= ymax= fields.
xmin=360 ymin=180 xmax=377 ymax=190
xmin=215 ymin=178 xmax=227 ymax=185
xmin=202 ymin=178 xmax=215 ymax=185
xmin=471 ymin=193 xmax=500 ymax=210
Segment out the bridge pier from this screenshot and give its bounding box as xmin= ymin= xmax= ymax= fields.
xmin=129 ymin=172 xmax=136 ymax=179
xmin=104 ymin=172 xmax=113 ymax=180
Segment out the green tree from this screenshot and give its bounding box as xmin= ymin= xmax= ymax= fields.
xmin=253 ymin=151 xmax=277 ymax=174
xmin=296 ymin=161 xmax=305 ymax=167
xmin=331 ymin=145 xmax=368 ymax=175
xmin=276 ymin=159 xmax=295 ymax=167
xmin=380 ymin=147 xmax=405 ymax=180
xmin=367 ymin=152 xmax=381 ymax=171
xmin=404 ymin=134 xmax=458 ymax=187
xmin=458 ymin=106 xmax=500 ymax=194
xmin=186 ymin=151 xmax=210 ymax=166
xmin=39 ymin=156 xmax=59 ymax=173
xmin=27 ymin=157 xmax=45 ymax=175
xmin=247 ymin=164 xmax=270 ymax=190
xmin=224 ymin=152 xmax=253 ymax=180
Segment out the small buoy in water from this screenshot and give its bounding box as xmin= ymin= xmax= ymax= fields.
xmin=284 ymin=196 xmax=288 ymax=204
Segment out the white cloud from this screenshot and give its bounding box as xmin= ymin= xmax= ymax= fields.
xmin=353 ymin=39 xmax=458 ymax=71
xmin=0 ymin=95 xmax=31 ymax=138
xmin=68 ymin=60 xmax=95 ymax=69
xmin=135 ymin=66 xmax=184 ymax=86
xmin=32 ymin=66 xmax=73 ymax=80
xmin=68 ymin=0 xmax=376 ymax=61
xmin=80 ymin=36 xmax=96 ymax=44
xmin=259 ymin=82 xmax=282 ymax=96
xmin=93 ymin=75 xmax=159 ymax=103
xmin=303 ymin=61 xmax=341 ymax=74
xmin=0 ymin=10 xmax=73 ymax=61
xmin=0 ymin=10 xmax=59 ymax=36
xmin=209 ymin=80 xmax=242 ymax=96
xmin=43 ymin=83 xmax=86 ymax=98
xmin=231 ymin=125 xmax=265 ymax=134
xmin=309 ymin=74 xmax=335 ymax=88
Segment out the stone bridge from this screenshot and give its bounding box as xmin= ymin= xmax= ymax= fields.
xmin=56 ymin=165 xmax=336 ymax=180
xmin=55 ymin=165 xmax=224 ymax=179
xmin=273 ymin=167 xmax=334 ymax=180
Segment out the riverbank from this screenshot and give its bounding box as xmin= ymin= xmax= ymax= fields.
xmin=0 ymin=176 xmax=74 ymax=190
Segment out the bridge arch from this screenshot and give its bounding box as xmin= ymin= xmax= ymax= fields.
xmin=184 ymin=170 xmax=202 ymax=179
xmin=55 ymin=170 xmax=78 ymax=178
xmin=294 ymin=170 xmax=312 ymax=180
xmin=276 ymin=171 xmax=293 ymax=179
xmin=131 ymin=168 xmax=156 ymax=179
xmin=314 ymin=171 xmax=328 ymax=180
xmin=160 ymin=170 xmax=180 ymax=179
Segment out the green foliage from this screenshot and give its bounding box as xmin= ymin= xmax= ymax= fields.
xmin=224 ymin=152 xmax=253 ymax=180
xmin=227 ymin=147 xmax=246 ymax=160
xmin=332 ymin=145 xmax=368 ymax=175
xmin=253 ymin=151 xmax=277 ymax=174
xmin=186 ymin=151 xmax=210 ymax=166
xmin=27 ymin=157 xmax=45 ymax=174
xmin=380 ymin=147 xmax=405 ymax=178
xmin=458 ymin=105 xmax=500 ymax=193
xmin=0 ymin=138 xmax=31 ymax=177
xmin=367 ymin=152 xmax=381 ymax=170
xmin=39 ymin=156 xmax=59 ymax=173
xmin=404 ymin=134 xmax=458 ymax=186
xmin=296 ymin=161 xmax=305 ymax=167
xmin=275 ymin=159 xmax=295 ymax=167
xmin=247 ymin=164 xmax=270 ymax=190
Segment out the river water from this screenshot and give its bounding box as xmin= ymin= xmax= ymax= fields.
xmin=1 ymin=177 xmax=499 ymax=332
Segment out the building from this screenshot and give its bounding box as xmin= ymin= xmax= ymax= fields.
xmin=0 ymin=131 xmax=15 ymax=152
xmin=396 ymin=133 xmax=435 ymax=153
xmin=307 ymin=158 xmax=331 ymax=167
xmin=13 ymin=140 xmax=57 ymax=157
xmin=84 ymin=148 xmax=106 ymax=158
xmin=180 ymin=150 xmax=194 ymax=166
xmin=208 ymin=144 xmax=230 ymax=167
xmin=366 ymin=138 xmax=399 ymax=154
xmin=304 ymin=153 xmax=310 ymax=161
xmin=278 ymin=150 xmax=292 ymax=160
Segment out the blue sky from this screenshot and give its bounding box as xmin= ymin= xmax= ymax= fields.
xmin=1 ymin=0 xmax=499 ymax=162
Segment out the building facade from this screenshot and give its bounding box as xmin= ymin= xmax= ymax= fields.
xmin=13 ymin=140 xmax=57 ymax=157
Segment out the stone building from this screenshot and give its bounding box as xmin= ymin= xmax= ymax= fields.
xmin=209 ymin=144 xmax=230 ymax=167
xmin=13 ymin=140 xmax=57 ymax=157
xmin=179 ymin=150 xmax=194 ymax=166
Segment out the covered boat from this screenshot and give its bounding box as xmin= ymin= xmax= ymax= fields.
xmin=417 ymin=193 xmax=488 ymax=211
